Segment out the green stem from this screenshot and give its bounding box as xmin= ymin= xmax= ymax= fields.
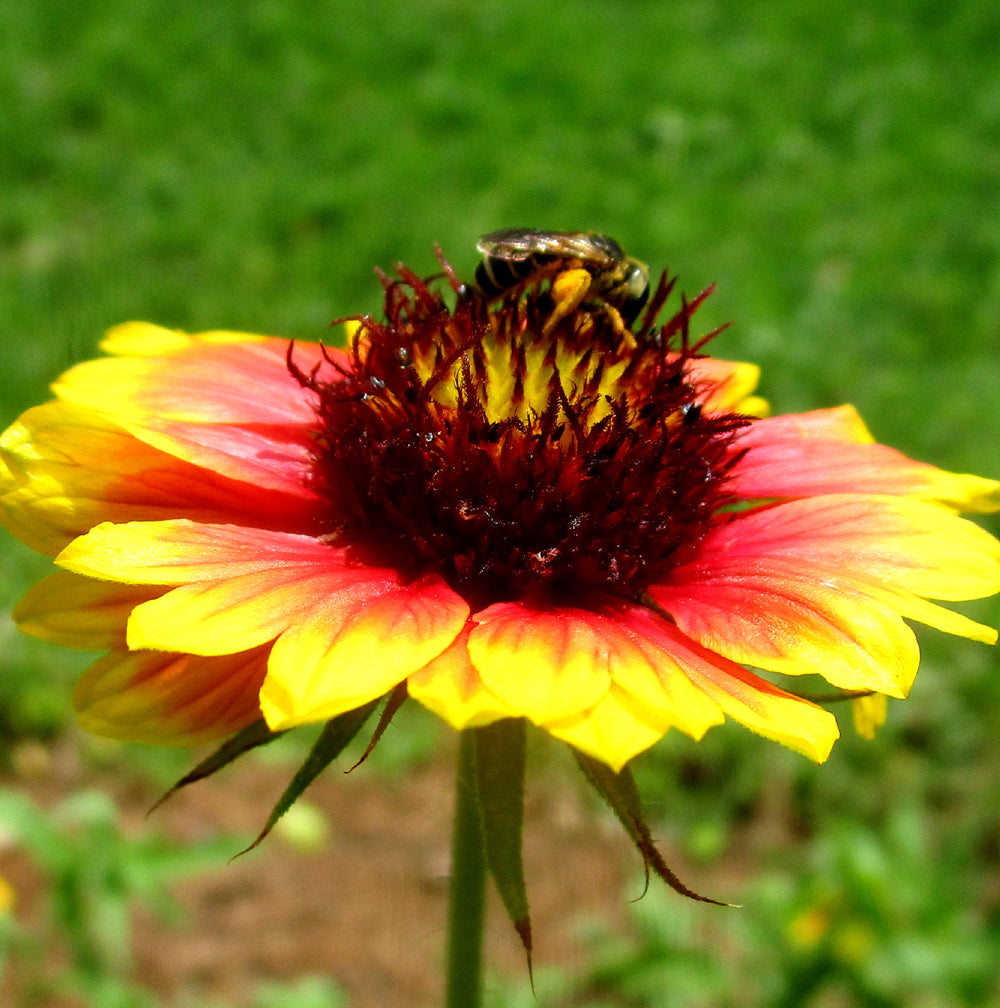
xmin=445 ymin=729 xmax=486 ymax=1008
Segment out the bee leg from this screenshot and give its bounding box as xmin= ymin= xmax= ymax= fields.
xmin=542 ymin=268 xmax=592 ymax=336
xmin=602 ymin=304 xmax=638 ymax=350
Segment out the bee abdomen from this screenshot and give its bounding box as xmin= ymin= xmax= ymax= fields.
xmin=474 ymin=253 xmax=555 ymax=299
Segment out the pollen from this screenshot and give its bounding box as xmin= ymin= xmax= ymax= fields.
xmin=291 ymin=262 xmax=749 ymax=605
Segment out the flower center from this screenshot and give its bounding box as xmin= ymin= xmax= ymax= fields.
xmin=291 ymin=262 xmax=749 ymax=606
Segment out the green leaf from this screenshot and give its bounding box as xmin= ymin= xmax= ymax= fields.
xmin=575 ymin=751 xmax=734 ymax=907
xmin=236 ymin=701 xmax=378 ymax=857
xmin=150 ymin=718 xmax=284 ymax=813
xmin=474 ymin=719 xmax=532 ymax=967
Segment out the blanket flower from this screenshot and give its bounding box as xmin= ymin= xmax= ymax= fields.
xmin=2 ymin=261 xmax=998 ymax=773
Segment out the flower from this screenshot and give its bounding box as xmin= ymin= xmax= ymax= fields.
xmin=2 ymin=258 xmax=999 ymax=774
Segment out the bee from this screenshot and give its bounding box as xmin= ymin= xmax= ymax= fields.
xmin=473 ymin=228 xmax=650 ymax=337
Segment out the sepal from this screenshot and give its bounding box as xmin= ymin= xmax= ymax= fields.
xmin=473 ymin=720 xmax=532 ymax=969
xmin=575 ymin=750 xmax=734 ymax=906
xmin=150 ymin=718 xmax=284 ymax=813
xmin=236 ymin=701 xmax=379 ymax=855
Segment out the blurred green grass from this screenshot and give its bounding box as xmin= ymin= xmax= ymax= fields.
xmin=2 ymin=1 xmax=1000 ymax=1005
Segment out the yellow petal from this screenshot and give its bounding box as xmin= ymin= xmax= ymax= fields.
xmin=859 ymin=583 xmax=998 ymax=645
xmin=56 ymin=337 xmax=317 ymax=427
xmin=542 ymin=600 xmax=840 ymax=768
xmin=127 ymin=568 xmax=338 ymax=654
xmin=653 ymin=567 xmax=920 ymax=697
xmin=467 ymin=602 xmax=614 ymax=723
xmin=260 ymin=576 xmax=469 ymax=730
xmin=14 ymin=570 xmax=158 ymax=649
xmin=546 ymin=686 xmax=673 ymax=772
xmin=1 ymin=402 xmax=316 ymax=557
xmin=617 ymin=603 xmax=839 ymax=762
xmin=654 ymin=495 xmax=1000 ymax=695
xmin=852 ymin=693 xmax=887 ymax=740
xmin=730 ymin=409 xmax=1000 ymax=512
xmin=681 ymin=659 xmax=840 ymax=763
xmin=99 ymin=321 xmax=270 ymax=356
xmin=686 ymin=357 xmax=762 ymax=412
xmin=407 ymin=625 xmax=520 ymax=729
xmin=73 ymin=647 xmax=268 ymax=745
xmin=56 ymin=520 xmax=334 ymax=585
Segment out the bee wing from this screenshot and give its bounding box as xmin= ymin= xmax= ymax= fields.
xmin=547 ymin=233 xmax=621 ymax=265
xmin=476 ymin=228 xmax=550 ymax=259
xmin=476 ymin=229 xmax=618 ymax=266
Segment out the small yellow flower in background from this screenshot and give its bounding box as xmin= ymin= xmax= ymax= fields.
xmin=851 ymin=692 xmax=888 ymax=740
xmin=2 ymin=256 xmax=998 ymax=769
xmin=0 ymin=873 xmax=14 ymax=916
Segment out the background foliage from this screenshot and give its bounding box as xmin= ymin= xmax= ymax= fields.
xmin=2 ymin=0 xmax=999 ymax=1005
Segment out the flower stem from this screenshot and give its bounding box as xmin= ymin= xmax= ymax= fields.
xmin=445 ymin=729 xmax=486 ymax=1008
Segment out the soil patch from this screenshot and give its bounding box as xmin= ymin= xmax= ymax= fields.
xmin=2 ymin=736 xmax=644 ymax=1007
